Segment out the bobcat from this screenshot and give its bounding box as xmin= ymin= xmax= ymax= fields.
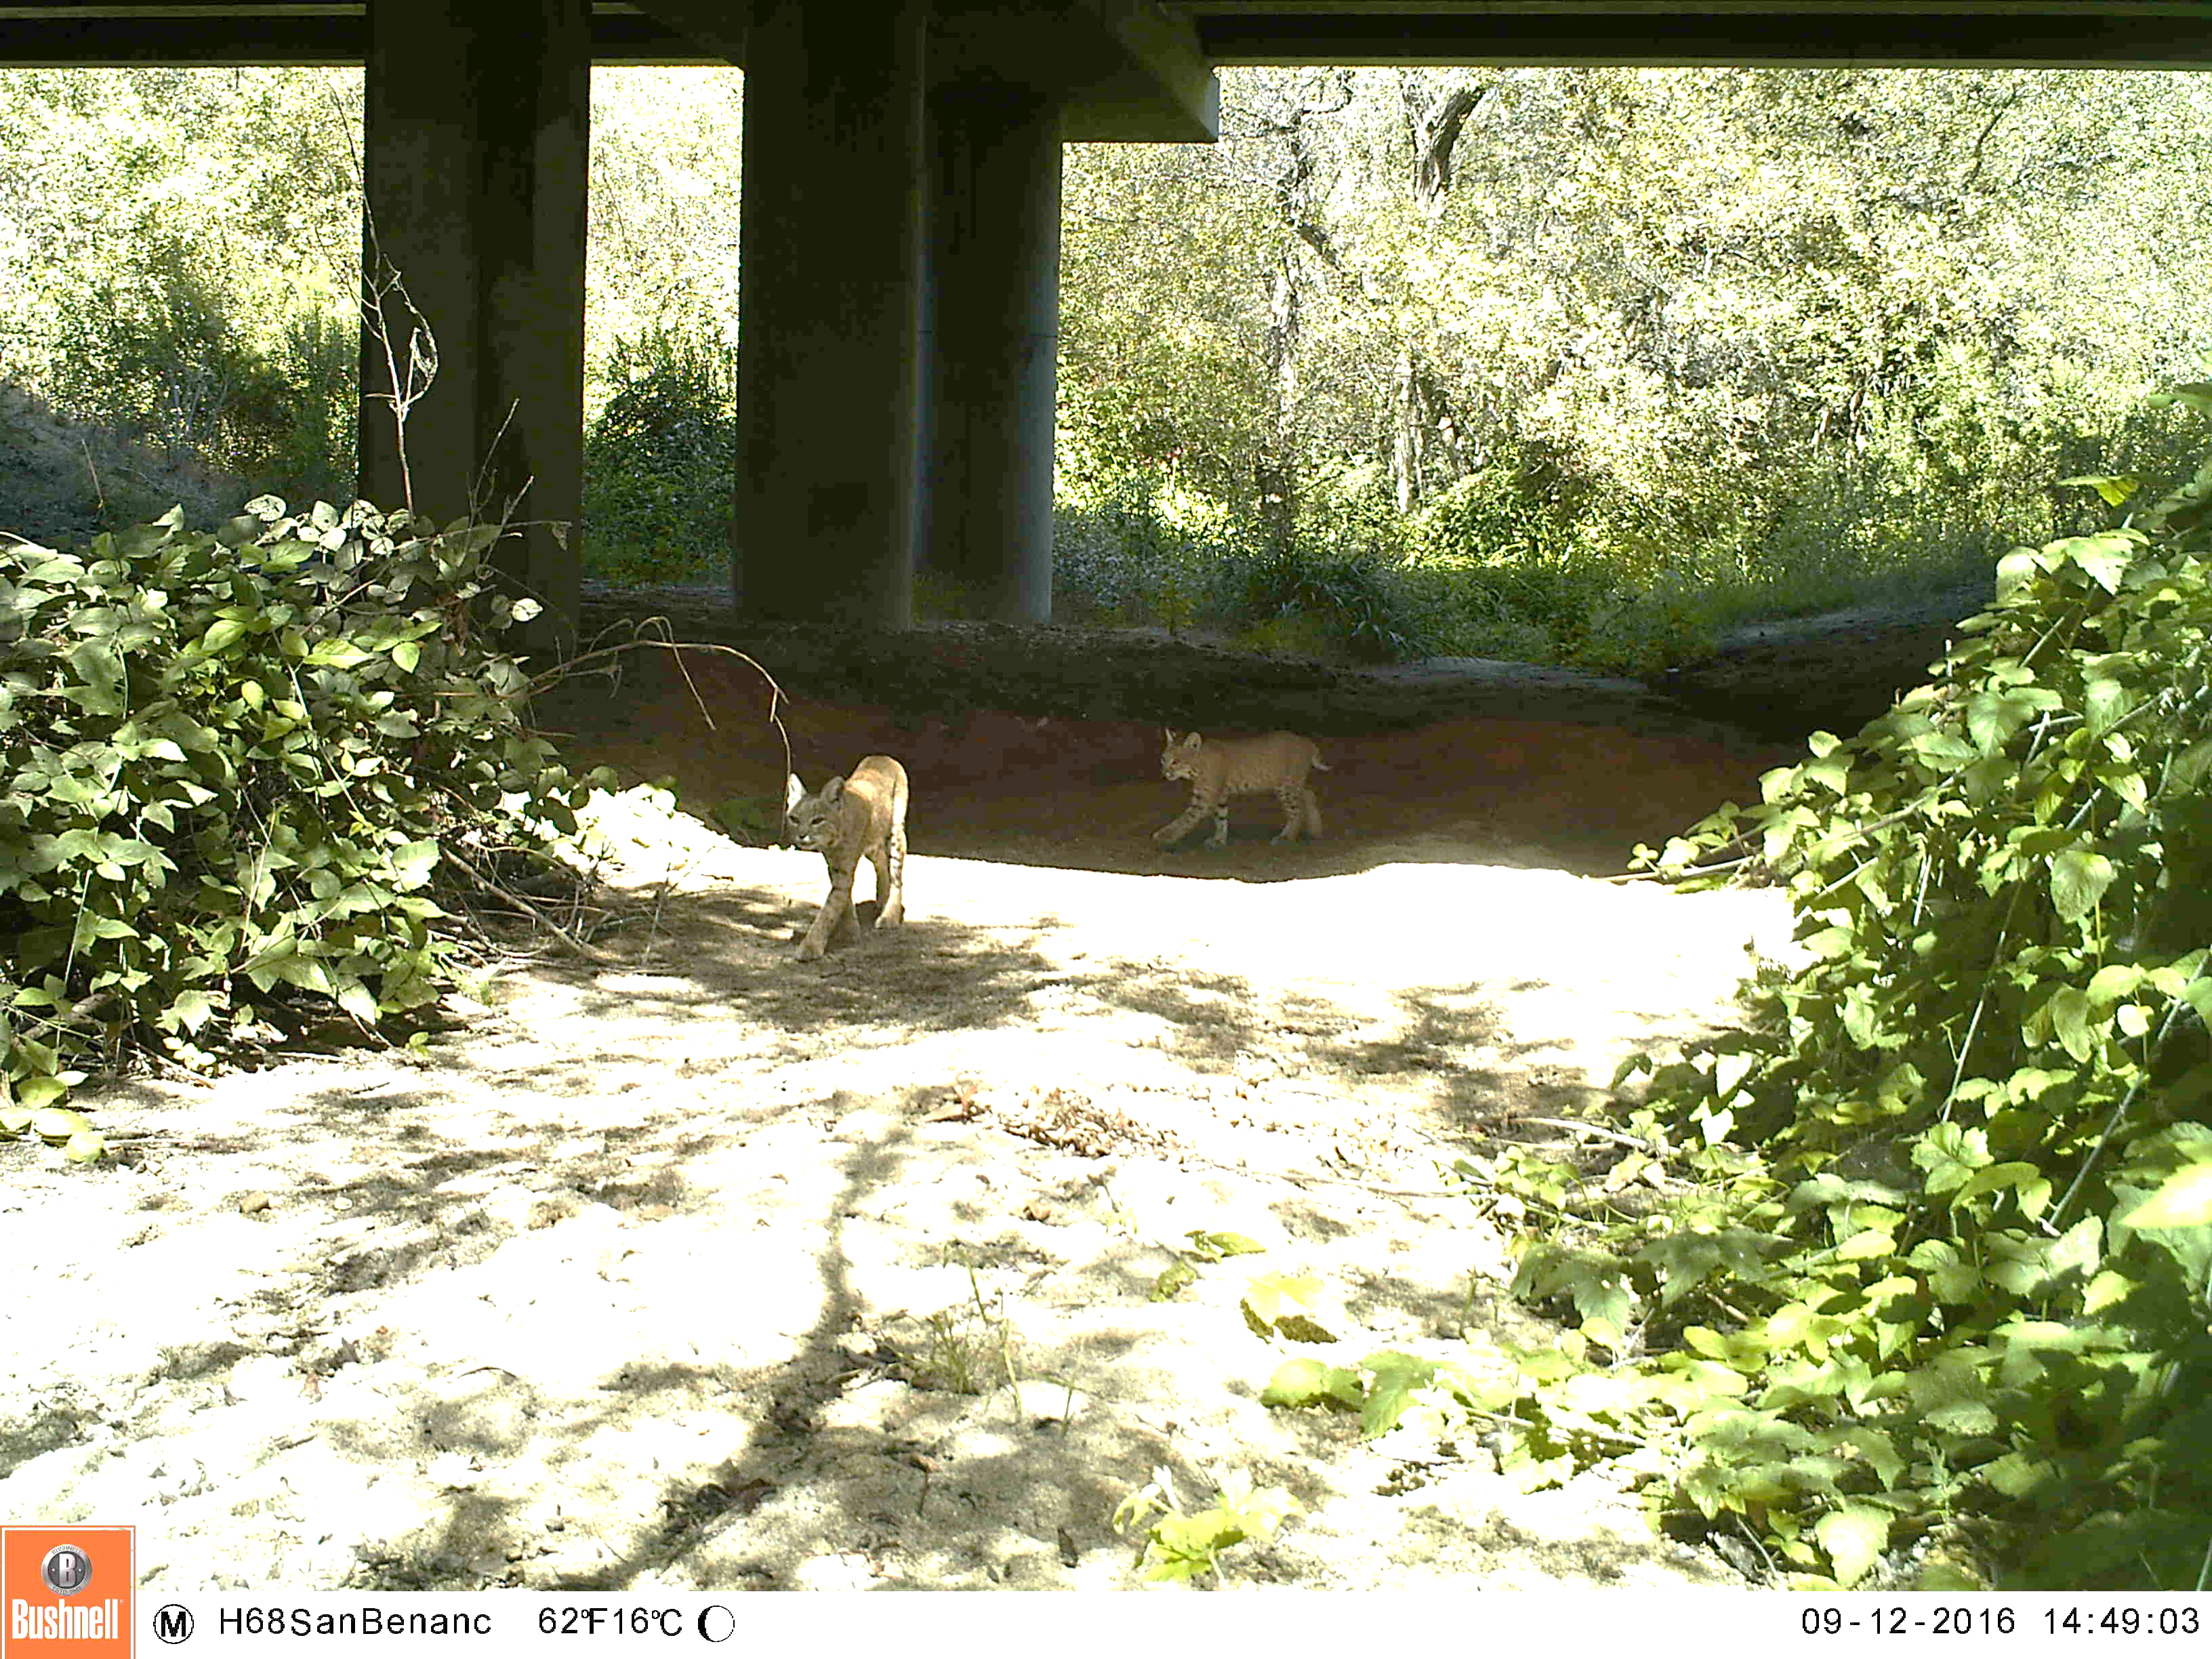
xmin=1153 ymin=729 xmax=1328 ymax=848
xmin=783 ymin=754 xmax=909 ymax=959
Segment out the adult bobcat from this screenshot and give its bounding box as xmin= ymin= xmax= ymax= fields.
xmin=783 ymin=755 xmax=909 ymax=959
xmin=1153 ymin=729 xmax=1328 ymax=848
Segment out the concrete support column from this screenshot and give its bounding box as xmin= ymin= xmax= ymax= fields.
xmin=733 ymin=0 xmax=927 ymax=627
xmin=359 ymin=0 xmax=589 ymax=652
xmin=922 ymin=86 xmax=1062 ymax=623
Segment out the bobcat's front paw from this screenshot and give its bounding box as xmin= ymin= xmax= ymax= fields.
xmin=875 ymin=899 xmax=905 ymax=930
xmin=1152 ymin=827 xmax=1179 ymax=847
xmin=796 ymin=930 xmax=828 ymax=960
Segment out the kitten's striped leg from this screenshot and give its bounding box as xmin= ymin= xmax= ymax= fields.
xmin=1154 ymin=794 xmax=1212 ymax=846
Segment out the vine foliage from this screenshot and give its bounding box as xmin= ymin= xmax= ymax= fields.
xmin=1 ymin=497 xmax=609 ymax=1153
xmin=1262 ymin=390 xmax=2212 ymax=1589
xmin=1477 ymin=387 xmax=2212 ymax=1586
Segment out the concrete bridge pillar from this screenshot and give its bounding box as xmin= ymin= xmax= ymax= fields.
xmin=921 ymin=85 xmax=1063 ymax=623
xmin=732 ymin=0 xmax=928 ymax=627
xmin=358 ymin=0 xmax=589 ymax=651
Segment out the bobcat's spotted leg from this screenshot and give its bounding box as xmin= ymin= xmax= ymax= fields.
xmin=1154 ymin=803 xmax=1210 ymax=847
xmin=798 ymin=869 xmax=854 ymax=960
xmin=1209 ymin=804 xmax=1231 ymax=847
xmin=873 ymin=825 xmax=907 ymax=930
xmin=1273 ymin=785 xmax=1324 ymax=842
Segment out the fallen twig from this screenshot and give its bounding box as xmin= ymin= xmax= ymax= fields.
xmin=443 ymin=846 xmax=619 ymax=965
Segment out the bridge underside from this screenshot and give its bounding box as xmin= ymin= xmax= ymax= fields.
xmin=2 ymin=2 xmax=2206 ymax=644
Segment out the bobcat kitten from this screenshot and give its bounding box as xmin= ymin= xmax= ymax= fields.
xmin=1153 ymin=729 xmax=1328 ymax=848
xmin=783 ymin=754 xmax=909 ymax=959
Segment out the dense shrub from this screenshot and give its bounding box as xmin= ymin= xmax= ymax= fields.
xmin=1258 ymin=394 xmax=2212 ymax=1588
xmin=1051 ymin=478 xmax=1251 ymax=631
xmin=1210 ymin=540 xmax=1434 ymax=663
xmin=39 ymin=241 xmax=356 ymax=512
xmin=1488 ymin=392 xmax=2212 ymax=1586
xmin=0 ymin=497 xmax=606 ymax=1153
xmin=581 ymin=325 xmax=738 ymax=584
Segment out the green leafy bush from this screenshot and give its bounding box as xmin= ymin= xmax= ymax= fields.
xmin=1407 ymin=464 xmax=1578 ymax=571
xmin=1464 ymin=390 xmax=2212 ymax=1586
xmin=1111 ymin=1467 xmax=1302 ymax=1584
xmin=1 ymin=497 xmax=607 ymax=1141
xmin=1052 ymin=477 xmax=1250 ymax=629
xmin=1211 ymin=540 xmax=1436 ymax=663
xmin=581 ymin=325 xmax=738 ymax=585
xmin=38 ymin=241 xmax=357 ymax=515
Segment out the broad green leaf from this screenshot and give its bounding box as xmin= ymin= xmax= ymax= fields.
xmin=2058 ymin=473 xmax=2141 ymax=508
xmin=1261 ymin=1358 xmax=1364 ymax=1412
xmin=161 ymin=989 xmax=218 ymax=1034
xmin=2085 ymin=964 xmax=2146 ymax=1008
xmin=30 ymin=1105 xmax=94 ymax=1143
xmin=1823 ymin=1425 xmax=1904 ymax=1489
xmin=1911 ymin=1247 xmax=1982 ymax=1309
xmin=390 ymin=839 xmax=441 ymax=888
xmin=1241 ymin=1271 xmax=1322 ymax=1326
xmin=2045 ymin=987 xmax=2100 ymax=1063
xmin=2058 ymin=531 xmax=2135 ymax=594
xmin=2081 ymin=1269 xmax=2136 ymax=1314
xmin=1982 ymin=1452 xmax=2056 ymax=1499
xmin=65 ymin=638 xmax=125 ymax=714
xmin=2093 ymin=763 xmax=2148 ymax=814
xmin=1905 ymin=1362 xmax=1997 ymax=1437
xmin=1994 ymin=547 xmax=2041 ymax=601
xmin=2047 ymin=1214 xmax=2101 ymax=1279
xmin=1834 ymin=1229 xmax=1896 ymax=1261
xmin=1952 ymin=1161 xmax=2049 ymax=1208
xmin=2082 ymin=672 xmax=2134 ymax=736
xmin=1914 ymin=1124 xmax=1990 ymax=1196
xmin=2049 ymin=848 xmax=2115 ymax=924
xmin=2119 ymin=1162 xmax=2212 ymax=1229
xmin=1815 ymin=1504 xmax=1890 ymax=1589
xmin=1361 ymin=1350 xmax=1440 ymax=1437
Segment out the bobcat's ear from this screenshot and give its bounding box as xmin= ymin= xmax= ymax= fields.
xmin=821 ymin=777 xmax=846 ymax=806
xmin=1178 ymin=731 xmax=1203 ymax=750
xmin=784 ymin=773 xmax=806 ymax=813
xmin=1162 ymin=728 xmax=1178 ymax=744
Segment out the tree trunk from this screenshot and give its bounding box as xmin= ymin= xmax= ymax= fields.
xmin=1390 ymin=73 xmax=1493 ymax=510
xmin=1260 ymin=239 xmax=1301 ymax=552
xmin=1392 ymin=344 xmax=1422 ymax=513
xmin=1402 ymin=75 xmax=1489 ymax=218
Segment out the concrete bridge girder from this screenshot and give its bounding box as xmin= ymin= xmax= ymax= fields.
xmin=732 ymin=0 xmax=930 ymax=629
xmin=358 ymin=0 xmax=591 ymax=651
xmin=922 ymin=83 xmax=1063 ymax=625
xmin=351 ymin=0 xmax=1204 ymax=638
xmin=727 ymin=0 xmax=1204 ymax=629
